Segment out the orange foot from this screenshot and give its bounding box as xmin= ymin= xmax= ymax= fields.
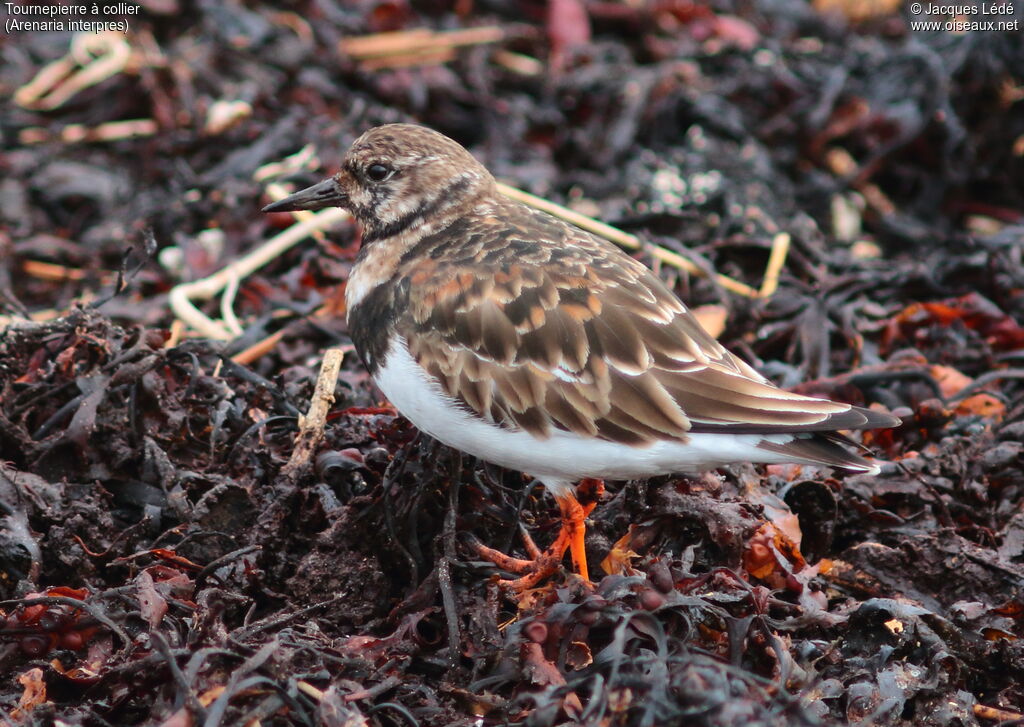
xmin=468 ymin=479 xmax=605 ymax=590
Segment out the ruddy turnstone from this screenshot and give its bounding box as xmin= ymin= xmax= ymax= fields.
xmin=263 ymin=124 xmax=899 ymax=588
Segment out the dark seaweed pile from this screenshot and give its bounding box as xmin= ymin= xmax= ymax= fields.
xmin=1 ymin=1 xmax=1023 ymax=725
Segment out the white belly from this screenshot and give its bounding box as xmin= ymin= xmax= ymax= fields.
xmin=372 ymin=336 xmax=802 ymax=483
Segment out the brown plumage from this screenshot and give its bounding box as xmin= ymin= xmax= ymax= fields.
xmin=263 ymin=124 xmax=899 ymax=586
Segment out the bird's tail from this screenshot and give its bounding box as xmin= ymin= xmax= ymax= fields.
xmin=757 ymin=431 xmax=885 ymax=475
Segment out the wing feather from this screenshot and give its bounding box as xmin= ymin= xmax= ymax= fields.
xmin=397 ymin=201 xmax=889 ymax=445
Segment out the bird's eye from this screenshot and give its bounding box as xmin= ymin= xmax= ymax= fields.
xmin=365 ymin=163 xmax=393 ymax=182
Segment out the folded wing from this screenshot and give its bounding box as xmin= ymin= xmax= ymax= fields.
xmin=398 ymin=203 xmax=897 ymax=452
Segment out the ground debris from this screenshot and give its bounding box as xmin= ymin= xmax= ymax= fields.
xmin=2 ymin=1 xmax=1023 ymax=725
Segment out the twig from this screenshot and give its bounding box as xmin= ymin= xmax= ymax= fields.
xmin=253 ymin=146 xmax=318 ymax=183
xmin=231 ymin=308 xmax=353 ymax=366
xmin=15 ymin=32 xmax=132 ymax=111
xmin=219 ymin=270 xmax=243 ymax=337
xmin=281 ymin=347 xmax=345 ymax=482
xmin=168 ymin=207 xmax=348 ymax=339
xmin=18 ymin=119 xmax=158 ymax=145
xmin=758 ymin=232 xmax=790 ymax=298
xmin=340 ymin=26 xmax=504 ymax=60
xmin=340 ymin=26 xmax=505 ymax=70
xmin=21 ymin=260 xmax=116 ymax=283
xmin=165 ymin=319 xmax=186 ymax=348
xmin=230 ymin=328 xmax=287 ymax=365
xmin=296 ymin=681 xmax=325 ymax=701
xmin=361 ymin=50 xmax=456 ymax=71
xmin=974 ymin=703 xmax=1024 ymax=722
xmin=492 ymin=49 xmax=544 ymax=76
xmin=825 ymin=147 xmax=896 ymax=215
xmin=204 ymin=101 xmax=251 ymax=136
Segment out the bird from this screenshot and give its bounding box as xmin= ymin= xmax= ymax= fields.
xmin=262 ymin=123 xmax=899 ymax=589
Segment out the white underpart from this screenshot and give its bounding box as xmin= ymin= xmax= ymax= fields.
xmin=374 ymin=335 xmax=816 ymax=497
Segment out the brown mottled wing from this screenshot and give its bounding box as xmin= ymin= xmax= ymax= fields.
xmin=398 ymin=201 xmax=876 ymax=444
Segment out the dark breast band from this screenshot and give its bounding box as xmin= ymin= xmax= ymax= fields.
xmin=347 ymin=276 xmax=411 ymax=375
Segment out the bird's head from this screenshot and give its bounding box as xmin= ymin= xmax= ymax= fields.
xmin=262 ymin=124 xmax=494 ymax=241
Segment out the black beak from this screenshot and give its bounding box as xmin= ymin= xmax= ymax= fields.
xmin=262 ymin=177 xmax=347 ymax=213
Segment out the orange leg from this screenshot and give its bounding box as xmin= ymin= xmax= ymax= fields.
xmin=556 ymin=491 xmax=590 ymax=581
xmin=467 ymin=480 xmax=604 ymax=590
